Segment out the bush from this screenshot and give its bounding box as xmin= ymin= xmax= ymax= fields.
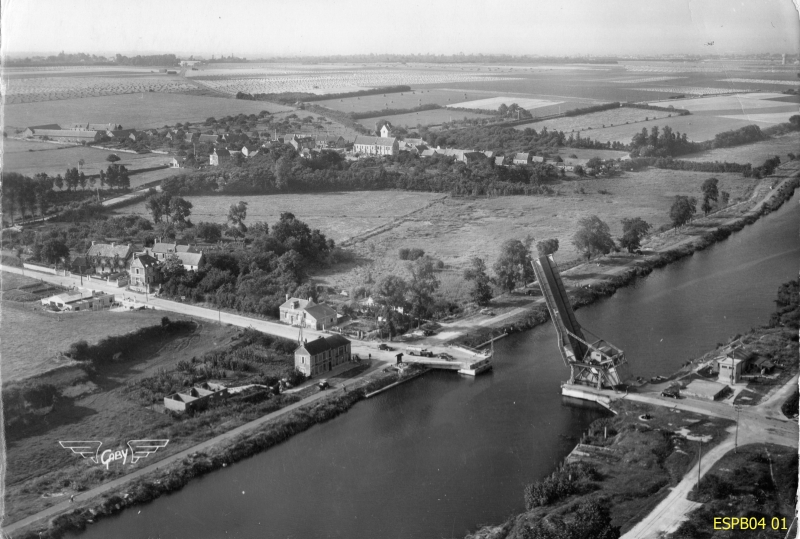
xmin=398 ymin=248 xmax=410 ymax=260
xmin=408 ymin=248 xmax=425 ymax=261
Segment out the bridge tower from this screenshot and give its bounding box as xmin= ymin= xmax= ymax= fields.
xmin=532 ymin=255 xmax=629 ymax=389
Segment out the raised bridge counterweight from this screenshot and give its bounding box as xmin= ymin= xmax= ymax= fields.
xmin=532 ymin=255 xmax=629 ymax=389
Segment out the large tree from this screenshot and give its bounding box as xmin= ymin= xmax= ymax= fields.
xmin=700 ymin=177 xmax=719 ymax=215
xmin=493 ymin=239 xmax=534 ymax=292
xmin=572 ymin=215 xmax=615 ymax=260
xmin=463 ymin=257 xmax=493 ymax=306
xmin=536 ymin=238 xmax=559 ymax=257
xmin=618 ymin=217 xmax=651 ymax=253
xmin=407 ymin=257 xmax=439 ymax=319
xmin=168 ymin=196 xmax=193 ymax=224
xmin=376 ymin=274 xmax=408 ymax=311
xmin=669 ymin=195 xmax=697 ymax=228
xmin=228 ymin=201 xmax=248 ymax=234
xmin=40 ymin=238 xmax=70 ymax=266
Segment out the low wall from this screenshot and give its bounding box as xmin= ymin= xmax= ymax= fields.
xmin=22 ymin=262 xmax=56 ymax=274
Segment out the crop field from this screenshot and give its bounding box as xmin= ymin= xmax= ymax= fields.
xmin=3 ymin=92 xmax=292 ymax=132
xmin=119 ymin=191 xmax=447 ymax=243
xmin=719 ymin=78 xmax=800 ymax=87
xmin=446 ymin=96 xmax=563 ymax=110
xmin=316 ymin=88 xmax=501 ymax=114
xmin=356 ymin=108 xmax=489 ymax=129
xmin=719 ymin=110 xmax=800 ymax=124
xmin=3 ymin=138 xmax=172 ymax=180
xmin=647 ymin=93 xmax=795 ymax=112
xmin=573 ymin=114 xmax=772 ymax=143
xmin=307 ymin=169 xmax=759 ymax=301
xmin=515 ymin=107 xmax=673 ymax=133
xmin=681 ymin=132 xmax=800 ymax=164
xmin=191 ymin=70 xmax=522 ymax=96
xmin=4 ymin=75 xmax=197 ymax=104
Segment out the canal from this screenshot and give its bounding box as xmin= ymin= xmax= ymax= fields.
xmin=73 ymin=192 xmax=798 ymax=539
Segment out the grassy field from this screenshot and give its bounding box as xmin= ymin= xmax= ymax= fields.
xmin=356 ymin=108 xmax=489 ymax=129
xmin=681 ymin=132 xmax=800 ymax=165
xmin=312 ymin=169 xmax=759 ymax=301
xmin=2 ymin=138 xmax=172 ymax=180
xmin=3 ymin=92 xmax=292 ymax=131
xmin=515 ymin=107 xmax=673 ymax=133
xmin=119 ymin=191 xmax=447 ymax=242
xmin=0 ymin=272 xmax=172 ymax=383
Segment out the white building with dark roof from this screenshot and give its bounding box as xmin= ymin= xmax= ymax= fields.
xmin=352 ymin=135 xmax=398 ymax=156
xmin=86 ymin=242 xmax=134 ymax=273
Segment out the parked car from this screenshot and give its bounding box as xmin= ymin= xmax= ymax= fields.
xmin=378 ymin=343 xmax=393 ymax=351
xmin=423 ymin=329 xmax=436 ymax=336
xmin=480 ymin=308 xmax=495 ymax=316
xmin=438 ymin=353 xmax=454 ymax=361
xmin=318 ymin=379 xmax=329 ymax=390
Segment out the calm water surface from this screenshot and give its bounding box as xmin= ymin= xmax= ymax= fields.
xmin=73 ymin=192 xmax=798 ymax=539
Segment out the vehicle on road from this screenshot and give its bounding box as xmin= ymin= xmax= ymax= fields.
xmin=318 ymin=379 xmax=329 ymax=390
xmin=438 ymin=353 xmax=454 ymax=361
xmin=661 ymin=387 xmax=680 ymax=399
xmin=479 ymin=308 xmax=495 ymax=316
xmin=406 ymin=346 xmax=433 ymax=357
xmin=378 ymin=343 xmax=393 ymax=351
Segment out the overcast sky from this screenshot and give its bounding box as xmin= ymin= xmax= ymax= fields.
xmin=2 ymin=0 xmax=799 ymax=58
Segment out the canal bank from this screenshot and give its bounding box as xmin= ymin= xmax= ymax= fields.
xmin=9 ymin=167 xmax=800 ymax=539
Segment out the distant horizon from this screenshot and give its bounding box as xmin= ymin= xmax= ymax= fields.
xmin=2 ymin=0 xmax=798 ymax=59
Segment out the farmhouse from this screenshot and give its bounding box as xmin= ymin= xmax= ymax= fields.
xmin=198 ymin=134 xmax=220 ymax=144
xmin=209 ymin=148 xmax=231 ymax=166
xmin=170 ymin=157 xmax=186 ymax=168
xmin=141 ymin=240 xmax=203 ymax=270
xmin=495 ymin=156 xmax=506 ymax=166
xmin=241 ymin=144 xmax=261 ymax=158
xmin=164 ymin=382 xmax=228 ymax=413
xmin=279 ymin=296 xmax=314 ymax=326
xmin=106 ymin=129 xmax=135 ymax=140
xmin=294 ymin=335 xmax=352 ymax=377
xmin=315 ymin=134 xmax=346 ymax=149
xmin=303 ymin=304 xmax=338 ymax=330
xmin=129 ymin=253 xmax=160 ymax=289
xmin=86 ymin=242 xmax=134 ymax=273
xmin=352 ymin=135 xmax=398 ymax=156
xmin=40 ymin=289 xmax=114 ymax=312
xmin=513 ymin=152 xmax=532 ymax=165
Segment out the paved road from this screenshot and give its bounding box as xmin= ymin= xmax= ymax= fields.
xmin=621 ymin=374 xmax=799 ymax=538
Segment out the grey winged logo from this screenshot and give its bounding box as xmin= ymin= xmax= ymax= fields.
xmin=59 ymin=440 xmax=169 ymax=466
xmin=127 ymin=439 xmax=169 ymax=463
xmin=59 ymin=441 xmax=103 ymax=463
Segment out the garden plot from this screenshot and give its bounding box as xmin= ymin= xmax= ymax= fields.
xmin=4 ymin=76 xmax=196 ymax=104
xmin=446 ymin=96 xmax=563 ymax=110
xmin=192 ymin=71 xmax=521 ymax=96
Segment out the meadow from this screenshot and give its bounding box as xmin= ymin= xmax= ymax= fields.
xmin=3 ymin=92 xmax=292 ymax=131
xmin=680 ymin=131 xmax=800 ymax=164
xmin=182 ymin=168 xmax=756 ymax=302
xmin=3 ymin=138 xmax=171 ymax=180
xmin=515 ymin=107 xmax=673 ymax=134
xmin=647 ymin=92 xmax=795 ymax=112
xmin=0 ymin=274 xmax=170 ymax=383
xmin=119 ymin=191 xmax=447 ymax=243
